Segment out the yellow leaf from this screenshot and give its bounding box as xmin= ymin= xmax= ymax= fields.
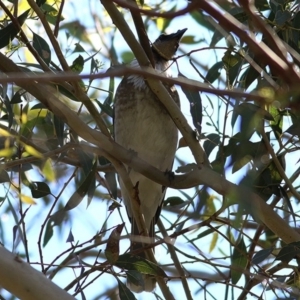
xmin=0 ymin=128 xmax=11 ymax=137
xmin=21 ymin=113 xmax=27 ymax=124
xmin=17 ymin=0 xmax=31 ymax=12
xmin=43 ymin=158 xmax=55 ymax=182
xmin=156 ymin=17 xmax=165 ymax=32
xmin=222 ymin=52 xmax=239 ymax=68
xmin=3 ymin=0 xmax=31 ymax=15
xmin=24 ymin=48 xmax=35 ymax=63
xmin=203 ymin=195 xmax=216 ymax=219
xmin=0 ymin=147 xmax=16 ymax=158
xmin=24 ymin=145 xmax=43 ymax=158
xmin=258 ymin=87 xmax=275 ymax=103
xmin=209 ymin=232 xmax=218 ymax=253
xmin=27 ymin=108 xmax=48 ymax=120
xmin=20 ymin=194 xmax=36 ymax=205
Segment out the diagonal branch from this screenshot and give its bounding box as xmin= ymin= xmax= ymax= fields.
xmin=129 ymin=0 xmax=155 ymax=67
xmin=0 ymin=246 xmax=74 ymax=300
xmin=199 ymin=0 xmax=300 ymax=84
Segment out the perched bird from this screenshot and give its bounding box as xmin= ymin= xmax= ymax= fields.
xmin=114 ymin=29 xmax=186 ymax=292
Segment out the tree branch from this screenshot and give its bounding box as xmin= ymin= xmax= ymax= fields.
xmin=199 ymin=0 xmax=300 ymax=84
xmin=0 ymin=246 xmax=74 ymax=300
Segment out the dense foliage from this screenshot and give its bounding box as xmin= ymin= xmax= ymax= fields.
xmin=1 ymin=0 xmax=300 ymax=299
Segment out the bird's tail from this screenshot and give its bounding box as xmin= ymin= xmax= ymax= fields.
xmin=127 ymin=219 xmax=156 ymax=293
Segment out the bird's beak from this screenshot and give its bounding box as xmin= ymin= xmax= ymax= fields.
xmin=161 ymin=28 xmax=187 ymax=42
xmin=174 ymin=28 xmax=188 ymax=40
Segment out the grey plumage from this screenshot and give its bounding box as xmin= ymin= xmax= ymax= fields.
xmin=114 ymin=29 xmax=186 ymax=293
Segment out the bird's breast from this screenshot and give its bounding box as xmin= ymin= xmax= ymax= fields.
xmin=114 ymin=80 xmax=178 ymax=170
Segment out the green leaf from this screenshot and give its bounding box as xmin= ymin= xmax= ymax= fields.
xmin=126 ymin=271 xmax=143 ymax=289
xmin=121 ymin=51 xmax=134 ymax=64
xmin=95 ymin=99 xmax=113 ymax=118
xmin=0 ymin=9 xmax=30 ymax=49
xmin=43 ymin=209 xmax=68 ymax=246
xmin=203 ymin=133 xmax=220 ymax=158
xmin=61 ymin=21 xmax=90 ymax=44
xmin=43 ymin=220 xmax=54 ymax=247
xmin=276 ymin=242 xmax=300 ymax=262
xmin=50 ymin=209 xmax=67 ymax=226
xmin=41 ymin=3 xmax=58 ymax=13
xmin=116 ymin=254 xmax=166 ymax=277
xmin=291 ymin=11 xmax=300 ymax=44
xmin=239 ymin=66 xmax=260 ymax=89
xmin=210 ymin=29 xmax=226 ymax=47
xmin=36 ymin=0 xmax=47 ymax=6
xmin=30 ymin=181 xmax=51 ymax=198
xmin=105 ymin=75 xmax=115 ymax=106
xmin=53 ymin=115 xmax=65 ymax=147
xmin=180 ymin=35 xmax=201 ymax=44
xmin=70 ymin=55 xmax=84 ymax=73
xmin=41 ymin=3 xmax=64 ymax=26
xmin=0 ymin=86 xmax=13 ymax=128
xmin=32 ymin=31 xmax=51 ymax=65
xmin=231 ymin=237 xmax=247 ymax=284
xmin=163 ymin=196 xmax=185 ymax=206
xmin=223 ymin=53 xmax=243 ymax=86
xmin=255 ymin=0 xmax=269 ymax=11
xmin=269 ymin=105 xmax=283 ymax=135
xmin=232 ymin=154 xmax=252 ymax=173
xmin=66 ymin=229 xmax=74 ymax=243
xmin=190 ymin=11 xmax=215 ymax=32
xmin=55 ymin=84 xmax=78 ymax=101
xmin=234 ymin=103 xmax=273 ymax=140
xmin=209 ymin=232 xmax=218 ymax=252
xmin=117 ymin=278 xmax=136 ymax=300
xmin=193 ymin=226 xmax=222 ymax=241
xmin=0 ymin=169 xmax=10 ymax=183
xmin=205 ymin=61 xmax=223 ymax=83
xmin=64 ymin=159 xmax=97 ymax=211
xmin=105 ymin=172 xmax=117 ymax=200
xmin=252 ymin=248 xmax=273 ymax=265
xmin=11 ymin=91 xmax=22 ymax=104
xmin=240 ymin=155 xmax=283 ymax=202
xmin=73 ymin=43 xmax=85 ymax=53
xmin=275 ymin=10 xmax=291 ymax=26
xmin=286 ymin=118 xmax=300 ymax=136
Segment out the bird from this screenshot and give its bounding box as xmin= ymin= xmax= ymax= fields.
xmin=114 ymin=28 xmax=186 ymax=293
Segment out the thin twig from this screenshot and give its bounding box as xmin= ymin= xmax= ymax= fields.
xmin=27 ymin=0 xmax=70 ymax=71
xmin=129 ymin=0 xmax=155 ymax=67
xmin=157 ymin=219 xmax=193 ymax=300
xmin=53 ymin=0 xmax=64 ymax=38
xmin=0 ymin=68 xmax=268 ymax=102
xmin=112 ymin=0 xmax=201 ymax=18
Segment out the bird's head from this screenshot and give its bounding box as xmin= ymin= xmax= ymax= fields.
xmin=152 ymin=28 xmax=187 ymax=61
